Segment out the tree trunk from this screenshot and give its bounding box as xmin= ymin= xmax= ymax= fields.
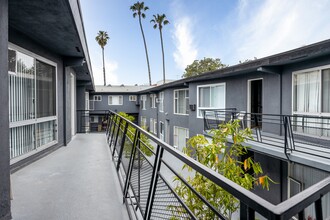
xmin=159 ymin=28 xmax=165 ymax=84
xmin=102 ymin=47 xmax=106 ymax=86
xmin=139 ymin=16 xmax=152 ymax=86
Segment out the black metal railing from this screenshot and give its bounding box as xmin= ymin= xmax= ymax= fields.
xmin=106 ymin=110 xmax=330 ymax=220
xmin=202 ymin=109 xmax=330 ymax=161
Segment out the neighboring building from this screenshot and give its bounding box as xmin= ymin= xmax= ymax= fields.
xmin=0 ymin=1 xmax=93 ymax=219
xmin=87 ymin=85 xmax=151 ymax=131
xmin=90 ymin=39 xmax=330 ymax=216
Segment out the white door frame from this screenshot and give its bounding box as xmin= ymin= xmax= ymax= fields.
xmin=165 ymin=120 xmax=170 ymax=144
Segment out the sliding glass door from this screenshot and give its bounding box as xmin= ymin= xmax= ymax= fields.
xmin=8 ymin=46 xmax=57 ymax=159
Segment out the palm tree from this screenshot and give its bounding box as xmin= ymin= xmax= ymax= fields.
xmin=130 ymin=2 xmax=152 ymax=86
xmin=151 ymin=14 xmax=169 ymax=84
xmin=95 ymin=31 xmax=110 ymax=86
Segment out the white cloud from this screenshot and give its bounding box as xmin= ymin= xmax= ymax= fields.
xmin=172 ymin=16 xmax=198 ymax=70
xmin=228 ymin=0 xmax=330 ymax=64
xmin=92 ymin=56 xmax=119 ymax=86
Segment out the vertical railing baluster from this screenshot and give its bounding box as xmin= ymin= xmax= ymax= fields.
xmin=240 ymin=202 xmax=255 ymax=220
xmin=298 ymin=210 xmax=304 ymax=220
xmin=145 ymin=145 xmax=164 ymax=220
xmin=105 ymin=111 xmax=111 ymax=136
xmin=287 ymin=116 xmax=295 ymax=151
xmin=108 ymin=114 xmax=118 ymax=147
xmin=117 ymin=122 xmax=129 ymax=171
xmin=123 ymin=130 xmax=140 ymax=199
xmin=112 ymin=117 xmax=122 ymax=156
xmin=283 ymin=116 xmax=289 ymax=161
xmin=138 ymin=149 xmax=141 ymax=207
xmin=107 ymin=113 xmax=114 ymax=143
xmin=240 ymin=202 xmax=248 ymax=219
xmin=315 ymin=197 xmax=323 ymax=220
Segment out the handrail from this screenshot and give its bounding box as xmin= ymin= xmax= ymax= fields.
xmin=106 ymin=110 xmax=329 ymax=220
xmin=202 ymin=109 xmax=330 ymax=161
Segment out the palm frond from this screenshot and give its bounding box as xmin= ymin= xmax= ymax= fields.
xmin=141 ymin=13 xmax=146 ymax=19
xmin=133 ymin=12 xmax=137 ymax=18
xmin=95 ymin=31 xmax=109 ymax=48
xmin=153 ymin=24 xmax=157 ymax=29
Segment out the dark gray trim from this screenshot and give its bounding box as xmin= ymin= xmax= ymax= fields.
xmin=0 ymin=0 xmax=11 ymax=219
xmin=140 ymin=39 xmax=330 ymax=93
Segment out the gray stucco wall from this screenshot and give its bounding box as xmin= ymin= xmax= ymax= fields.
xmin=76 ymin=85 xmax=87 ymax=132
xmin=253 ymin=153 xmax=287 ymax=205
xmin=161 ymin=88 xmax=189 ymax=145
xmin=187 ymin=71 xmax=282 ymax=136
xmin=65 ymin=67 xmax=76 ymax=143
xmin=139 ymin=93 xmax=159 ymax=134
xmin=0 ymin=1 xmax=11 ymax=219
xmin=90 ymin=93 xmax=140 ymax=114
xmin=77 ymin=85 xmax=86 ymax=111
xmin=139 ymin=88 xmax=190 ymax=146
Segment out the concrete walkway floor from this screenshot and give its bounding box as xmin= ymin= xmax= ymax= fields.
xmin=11 ymin=133 xmax=129 ymax=220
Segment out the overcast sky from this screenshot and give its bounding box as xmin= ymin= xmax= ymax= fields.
xmin=80 ymin=0 xmax=330 ymax=85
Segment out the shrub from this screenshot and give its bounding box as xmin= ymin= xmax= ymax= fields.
xmin=173 ymin=120 xmax=274 ymax=219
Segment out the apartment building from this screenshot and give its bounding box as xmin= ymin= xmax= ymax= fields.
xmin=91 ymin=39 xmax=330 ymax=216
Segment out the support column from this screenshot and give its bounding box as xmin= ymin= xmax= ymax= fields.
xmin=0 ymin=0 xmax=12 ymax=219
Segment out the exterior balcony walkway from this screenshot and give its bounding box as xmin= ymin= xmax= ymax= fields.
xmin=11 ymin=133 xmax=129 ymax=220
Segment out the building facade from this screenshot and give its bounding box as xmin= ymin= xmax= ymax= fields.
xmin=0 ymin=1 xmax=94 ymax=219
xmin=86 ymin=85 xmax=152 ymax=131
xmin=91 ymin=40 xmax=330 ymax=216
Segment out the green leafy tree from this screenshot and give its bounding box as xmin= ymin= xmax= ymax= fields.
xmin=117 ymin=112 xmax=154 ymax=158
xmin=173 ymin=120 xmax=274 ymax=219
xmin=130 ymin=2 xmax=152 ymax=86
xmin=182 ymin=57 xmax=227 ymax=78
xmin=239 ymin=57 xmax=258 ymax=64
xmin=151 ymin=14 xmax=169 ymax=84
xmin=95 ymin=31 xmax=110 ymax=86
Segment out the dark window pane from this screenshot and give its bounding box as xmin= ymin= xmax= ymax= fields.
xmin=8 ymin=49 xmax=16 ymax=72
xmin=322 ymin=69 xmax=330 ymax=112
xmin=36 ymin=60 xmax=56 ymax=118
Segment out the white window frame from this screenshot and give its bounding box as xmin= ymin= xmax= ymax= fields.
xmin=141 ymin=116 xmax=147 ymax=128
xmin=141 ymin=95 xmax=147 ymax=110
xmin=129 ymin=95 xmax=137 ymax=102
xmin=150 ymin=94 xmax=157 ymax=108
xmin=197 ymin=83 xmax=226 ymax=118
xmin=292 ymin=64 xmax=330 ymax=117
xmin=93 ymin=95 xmax=102 ymax=101
xmin=108 ymin=95 xmax=123 ymax=105
xmin=174 ymin=89 xmax=189 ymax=115
xmin=153 ymin=120 xmax=157 ymax=135
xmin=159 ymin=121 xmax=165 ymax=141
xmin=8 ymin=43 xmax=59 ymax=158
xmin=159 ymin=92 xmax=164 ymax=112
xmin=150 ymin=118 xmax=154 ymax=133
xmin=173 ymin=126 xmax=189 ymax=150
